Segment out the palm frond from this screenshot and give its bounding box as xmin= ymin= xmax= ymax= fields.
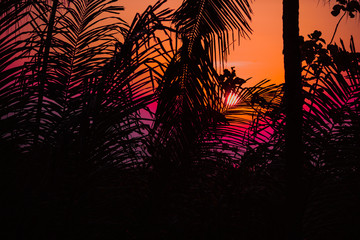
xmin=0 ymin=0 xmax=33 ymax=153
xmin=302 ymin=35 xmax=360 ymax=172
xmin=173 ymin=0 xmax=252 ymax=63
xmin=1 ymin=0 xmax=175 ymax=177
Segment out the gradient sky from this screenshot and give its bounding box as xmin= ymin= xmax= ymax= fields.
xmin=121 ymin=0 xmax=360 ymax=84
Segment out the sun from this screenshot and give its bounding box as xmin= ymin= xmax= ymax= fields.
xmin=226 ymin=92 xmax=240 ymax=107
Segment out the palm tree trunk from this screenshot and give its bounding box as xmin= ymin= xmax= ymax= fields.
xmin=282 ymin=0 xmax=304 ymax=239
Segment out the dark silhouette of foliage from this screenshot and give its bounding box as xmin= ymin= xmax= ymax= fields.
xmin=147 ymin=0 xmax=254 ymax=178
xmin=2 ymin=1 xmax=174 ymax=238
xmin=2 ymin=0 xmax=360 ymax=239
xmin=238 ymin=32 xmax=360 ymax=239
xmin=331 ymin=0 xmax=360 ymax=18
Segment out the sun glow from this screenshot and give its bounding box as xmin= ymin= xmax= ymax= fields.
xmin=226 ymin=92 xmax=240 ymax=107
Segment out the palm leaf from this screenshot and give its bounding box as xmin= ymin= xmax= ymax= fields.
xmin=0 ymin=1 xmax=33 ymax=156
xmin=173 ymin=0 xmax=252 ymax=62
xmin=302 ymin=36 xmax=360 ymax=171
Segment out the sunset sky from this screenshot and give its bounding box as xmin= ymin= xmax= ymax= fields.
xmin=122 ymin=0 xmax=359 ymax=84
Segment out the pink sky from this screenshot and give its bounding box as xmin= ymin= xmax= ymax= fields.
xmin=121 ymin=0 xmax=360 ymax=84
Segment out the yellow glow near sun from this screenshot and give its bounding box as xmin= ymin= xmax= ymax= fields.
xmin=226 ymin=92 xmax=240 ymax=107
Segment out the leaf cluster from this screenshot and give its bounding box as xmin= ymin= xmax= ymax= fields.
xmin=331 ymin=0 xmax=360 ymax=18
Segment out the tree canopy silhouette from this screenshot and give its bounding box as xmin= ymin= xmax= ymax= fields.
xmin=1 ymin=0 xmax=359 ymax=239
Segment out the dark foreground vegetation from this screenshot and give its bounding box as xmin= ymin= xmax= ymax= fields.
xmin=1 ymin=0 xmax=360 ymax=239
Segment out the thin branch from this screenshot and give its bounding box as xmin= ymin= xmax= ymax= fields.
xmin=329 ymin=11 xmax=346 ymax=45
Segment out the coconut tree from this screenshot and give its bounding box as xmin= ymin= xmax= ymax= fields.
xmin=1 ymin=0 xmax=174 ymax=237
xmin=149 ymin=0 xmax=253 ymax=172
xmin=141 ymin=1 xmax=255 ymax=235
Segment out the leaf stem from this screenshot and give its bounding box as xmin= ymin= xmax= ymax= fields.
xmin=329 ymin=11 xmax=346 ymax=45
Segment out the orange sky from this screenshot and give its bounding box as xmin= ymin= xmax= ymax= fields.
xmin=121 ymin=0 xmax=360 ymax=84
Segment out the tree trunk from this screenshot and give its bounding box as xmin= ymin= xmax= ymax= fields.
xmin=282 ymin=0 xmax=304 ymax=239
